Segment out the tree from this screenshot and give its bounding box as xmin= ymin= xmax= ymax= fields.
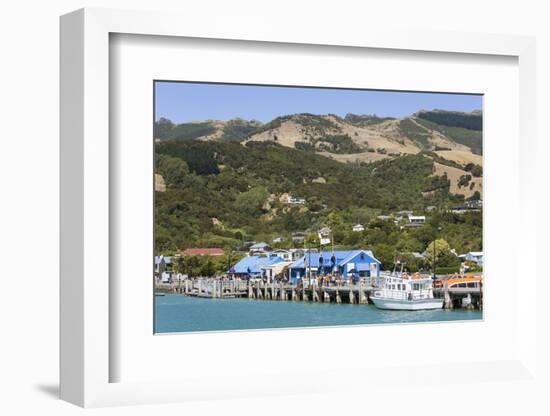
xmin=373 ymin=244 xmax=397 ymax=271
xmin=425 ymin=239 xmax=459 ymax=270
xmin=156 ymin=154 xmax=189 ymax=185
xmin=235 ymin=186 xmax=269 ymax=216
xmin=458 ymin=174 xmax=472 ymax=188
xmin=175 ymin=256 xmax=185 ymax=274
xmin=200 ymin=260 xmax=216 ymax=277
xmin=305 ymin=232 xmax=320 ymax=248
xmin=467 ymin=191 xmax=481 ymax=201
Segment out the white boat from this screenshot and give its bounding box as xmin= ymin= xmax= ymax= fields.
xmin=371 ymin=273 xmax=443 ymax=311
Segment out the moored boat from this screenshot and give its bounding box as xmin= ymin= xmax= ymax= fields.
xmin=371 ymin=272 xmax=443 ymax=311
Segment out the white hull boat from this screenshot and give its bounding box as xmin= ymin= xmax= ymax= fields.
xmin=370 ymin=296 xmax=443 ymax=311
xmin=371 ymin=270 xmax=443 ymax=311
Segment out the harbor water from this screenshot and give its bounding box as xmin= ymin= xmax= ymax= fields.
xmin=154 ymin=294 xmax=482 ymax=333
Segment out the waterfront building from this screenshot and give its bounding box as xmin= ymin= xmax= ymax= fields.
xmin=154 ymin=255 xmax=172 ymax=274
xmin=229 ymin=254 xmax=284 ymax=279
xmin=272 ymin=249 xmax=292 ymax=261
xmin=261 ymin=260 xmax=293 ymax=282
xmin=289 ymin=249 xmax=381 ymax=284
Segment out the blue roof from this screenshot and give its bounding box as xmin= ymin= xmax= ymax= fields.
xmin=289 ymin=250 xmax=379 ymax=269
xmin=231 ymin=255 xmax=284 ymax=274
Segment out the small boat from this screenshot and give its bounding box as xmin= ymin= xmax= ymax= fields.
xmin=446 ymin=275 xmax=482 ymax=289
xmin=154 ymin=292 xmax=166 ymax=297
xmin=371 ymin=270 xmax=443 ymax=311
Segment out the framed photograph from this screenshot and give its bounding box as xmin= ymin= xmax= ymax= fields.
xmin=152 ymin=81 xmax=484 ymax=334
xmin=60 ymin=8 xmax=537 ymax=408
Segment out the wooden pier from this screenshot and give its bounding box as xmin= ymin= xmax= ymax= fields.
xmin=155 ymin=278 xmax=483 ymax=310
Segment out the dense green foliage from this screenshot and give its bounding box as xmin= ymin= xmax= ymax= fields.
xmin=416 ymin=110 xmax=482 ymax=131
xmin=344 ymin=113 xmax=395 ymax=126
xmin=155 ymin=140 xmax=482 ymax=272
xmin=294 ymin=141 xmax=315 ymax=152
xmin=316 ymin=134 xmax=362 ymax=154
xmin=414 ymin=117 xmax=482 ymax=155
xmin=398 ymin=118 xmax=432 ymax=149
xmin=220 ymin=119 xmax=259 ymax=142
xmin=154 ymin=118 xmax=217 ymax=141
xmin=464 ymin=163 xmax=483 ymax=177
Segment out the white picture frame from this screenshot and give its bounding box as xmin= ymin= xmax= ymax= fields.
xmin=60 ymin=7 xmax=537 ymax=408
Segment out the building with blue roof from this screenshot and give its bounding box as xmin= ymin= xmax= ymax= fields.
xmin=229 ymin=254 xmax=285 ymax=279
xmin=289 ymin=249 xmax=380 ymax=284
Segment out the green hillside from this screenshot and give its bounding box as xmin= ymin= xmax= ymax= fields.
xmin=155 ymin=140 xmax=482 ymax=269
xmin=416 ymin=110 xmax=482 ymax=131
xmin=154 ymin=118 xmax=217 ymax=141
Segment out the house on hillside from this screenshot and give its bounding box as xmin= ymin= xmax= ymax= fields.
xmin=249 ymin=242 xmax=272 ymax=255
xmin=181 ymin=248 xmax=225 ymax=257
xmin=291 ymin=231 xmax=306 ymax=243
xmin=463 ymin=251 xmax=484 ymax=267
xmin=408 ymin=215 xmax=426 ymax=225
xmin=289 ymin=249 xmax=381 ymax=284
xmin=450 ymin=200 xmax=482 ymax=214
xmin=287 ymin=195 xmax=306 ymax=205
xmin=352 ymin=224 xmax=365 ymax=232
xmin=319 ymin=226 xmax=332 ymax=237
xmin=229 ymin=254 xmax=284 ymax=279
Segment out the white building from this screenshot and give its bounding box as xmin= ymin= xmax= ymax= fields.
xmin=352 ymin=224 xmax=365 ymax=232
xmin=249 ymin=242 xmax=272 ymax=255
xmin=272 ymin=249 xmax=292 ymax=261
xmin=319 ymin=226 xmax=331 ymax=237
xmin=287 ymin=196 xmax=306 ymax=205
xmin=408 ymin=215 xmax=426 ymax=225
xmin=464 ymin=251 xmax=484 ymax=267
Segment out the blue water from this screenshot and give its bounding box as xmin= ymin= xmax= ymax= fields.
xmin=154 ymin=294 xmax=482 ymax=333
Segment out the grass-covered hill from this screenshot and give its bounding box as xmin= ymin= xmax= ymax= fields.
xmin=155 ymin=109 xmax=482 ymax=159
xmin=155 ymin=140 xmax=482 ymax=270
xmin=155 ymin=109 xmax=483 ymax=198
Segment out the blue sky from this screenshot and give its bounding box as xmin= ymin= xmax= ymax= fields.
xmin=155 ymin=81 xmax=482 ymax=123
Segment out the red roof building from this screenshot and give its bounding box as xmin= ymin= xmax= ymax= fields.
xmin=181 ymin=248 xmax=225 ymax=256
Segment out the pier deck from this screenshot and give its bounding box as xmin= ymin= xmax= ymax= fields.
xmin=155 ymin=278 xmax=483 ymax=310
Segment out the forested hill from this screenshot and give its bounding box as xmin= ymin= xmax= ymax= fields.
xmin=155 ymin=140 xmax=482 ymax=263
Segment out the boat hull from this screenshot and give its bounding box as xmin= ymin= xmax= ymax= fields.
xmin=370 ymin=296 xmax=444 ymax=311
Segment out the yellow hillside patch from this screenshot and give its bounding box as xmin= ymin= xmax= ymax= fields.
xmin=433 ymin=162 xmax=482 ymax=198
xmin=155 ymin=174 xmax=166 ymax=192
xmin=318 ymin=151 xmax=389 ymax=163
xmin=435 ymin=150 xmax=483 ymax=166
